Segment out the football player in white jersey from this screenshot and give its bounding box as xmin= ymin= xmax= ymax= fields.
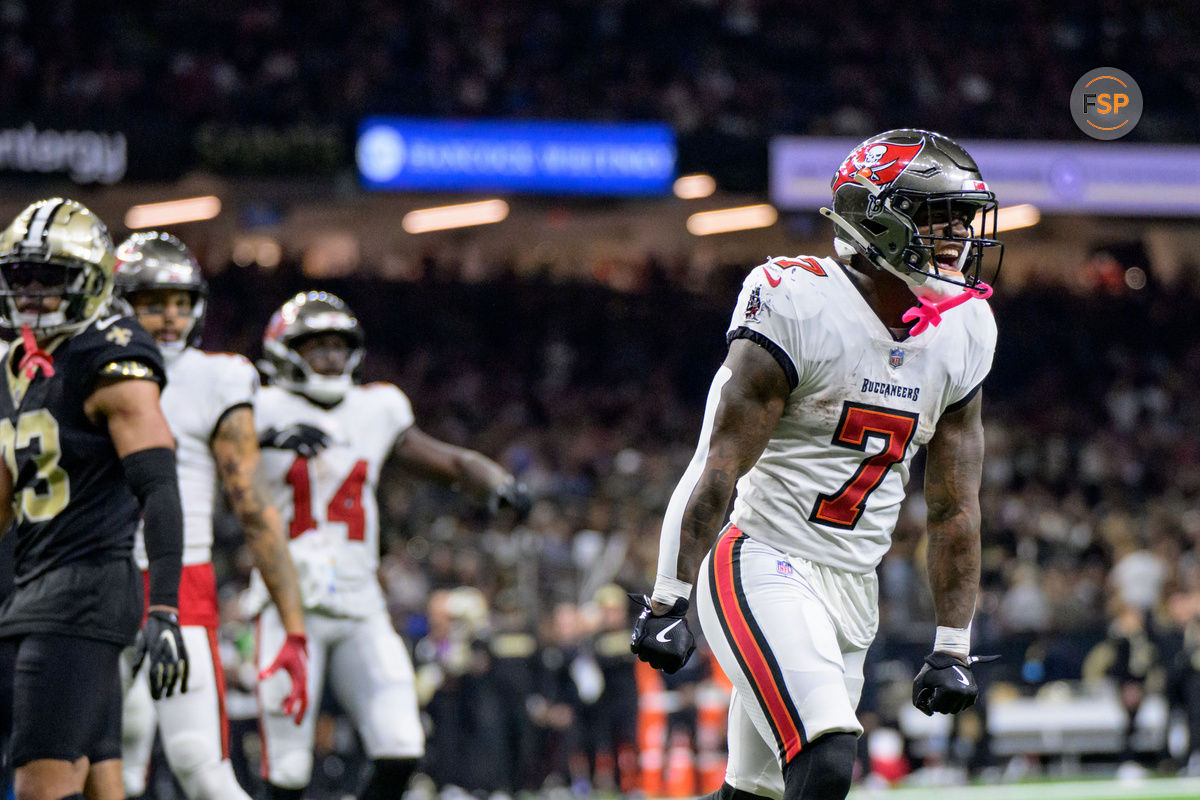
xmin=251 ymin=290 xmax=531 ymax=800
xmin=631 ymin=129 xmax=1003 ymax=800
xmin=113 ymin=232 xmax=310 ymax=800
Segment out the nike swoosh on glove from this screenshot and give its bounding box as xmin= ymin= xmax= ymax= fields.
xmin=259 ymin=633 xmax=309 ymax=724
xmin=133 ymin=610 xmax=190 ymax=700
xmin=258 ymin=423 xmax=331 ymax=458
xmin=912 ymin=651 xmax=998 ymax=715
xmin=630 ymin=594 xmax=696 ymax=674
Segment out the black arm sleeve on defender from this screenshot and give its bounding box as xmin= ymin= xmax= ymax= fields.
xmin=122 ymin=447 xmax=183 ymax=609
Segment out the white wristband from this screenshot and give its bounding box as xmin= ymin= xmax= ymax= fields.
xmin=933 ymin=625 xmax=972 ymax=658
xmin=651 ymin=574 xmax=693 ymax=606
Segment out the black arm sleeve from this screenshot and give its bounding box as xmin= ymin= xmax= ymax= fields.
xmin=122 ymin=447 xmax=183 ymax=609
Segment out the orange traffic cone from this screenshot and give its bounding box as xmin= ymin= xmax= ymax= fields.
xmin=636 ymin=661 xmax=668 ymax=797
xmin=696 ymin=682 xmax=730 ymax=792
xmin=664 ymin=728 xmax=698 ymax=798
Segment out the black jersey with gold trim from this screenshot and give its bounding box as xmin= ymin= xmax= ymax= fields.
xmin=0 ymin=313 xmax=164 ymax=643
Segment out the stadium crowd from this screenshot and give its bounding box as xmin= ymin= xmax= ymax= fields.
xmin=0 ymin=0 xmax=1196 ymax=141
xmin=159 ymin=252 xmax=1200 ymax=797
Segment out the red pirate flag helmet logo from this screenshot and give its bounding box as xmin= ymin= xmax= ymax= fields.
xmin=831 ymin=140 xmax=926 ymax=192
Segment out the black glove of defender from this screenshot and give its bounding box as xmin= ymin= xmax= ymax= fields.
xmin=912 ymin=651 xmax=997 ymax=716
xmin=133 ymin=609 xmax=191 ymax=700
xmin=630 ymin=594 xmax=696 ymax=674
xmin=488 ymin=479 xmax=533 ymax=522
xmin=258 ymin=423 xmax=331 ymax=458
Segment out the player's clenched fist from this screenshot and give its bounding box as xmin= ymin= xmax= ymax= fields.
xmin=630 ymin=594 xmax=696 ymax=674
xmin=912 ymin=651 xmax=996 ymax=715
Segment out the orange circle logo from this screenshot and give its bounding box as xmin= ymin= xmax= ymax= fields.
xmin=1071 ymin=68 xmax=1142 ymax=140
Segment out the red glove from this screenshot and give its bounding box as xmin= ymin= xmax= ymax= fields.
xmin=259 ymin=634 xmax=309 ymax=725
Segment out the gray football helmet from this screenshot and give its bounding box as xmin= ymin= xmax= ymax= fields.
xmin=261 ymin=291 xmax=364 ymax=404
xmin=820 ymin=129 xmax=1003 ymax=291
xmin=114 ymin=231 xmax=207 ymax=355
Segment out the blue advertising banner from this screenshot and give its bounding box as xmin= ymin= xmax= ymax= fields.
xmin=356 ymin=117 xmax=676 ymax=195
xmin=771 ymin=136 xmax=1200 ymax=217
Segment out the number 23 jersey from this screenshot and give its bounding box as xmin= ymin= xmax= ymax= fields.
xmin=726 ymin=257 xmax=996 ymax=573
xmin=253 ymin=382 xmax=414 ymax=617
xmin=0 ymin=315 xmax=164 ymax=644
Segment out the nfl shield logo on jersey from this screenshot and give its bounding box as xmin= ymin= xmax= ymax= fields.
xmin=889 ymin=347 xmax=904 ymax=368
xmin=776 ymin=560 xmax=793 ymax=576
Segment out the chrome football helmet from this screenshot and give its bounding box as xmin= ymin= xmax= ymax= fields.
xmin=261 ymin=291 xmax=364 ymax=404
xmin=820 ymin=129 xmax=1003 ymax=292
xmin=0 ymin=198 xmax=116 ymax=336
xmin=114 ymin=231 xmax=207 ymax=359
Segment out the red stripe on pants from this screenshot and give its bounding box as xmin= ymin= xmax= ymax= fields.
xmin=713 ymin=526 xmax=804 ymax=761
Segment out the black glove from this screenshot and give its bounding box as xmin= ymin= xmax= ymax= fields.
xmin=630 ymin=594 xmax=696 ymax=674
xmin=133 ymin=609 xmax=190 ymax=700
xmin=912 ymin=651 xmax=997 ymax=716
xmin=258 ymin=423 xmax=331 ymax=458
xmin=488 ymin=479 xmax=533 ymax=522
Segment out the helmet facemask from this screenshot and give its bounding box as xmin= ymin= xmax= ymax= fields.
xmin=894 ymin=190 xmax=1004 ymax=294
xmin=0 ymin=258 xmax=106 ymax=337
xmin=261 ymin=292 xmax=366 ymax=405
xmin=266 ymin=331 xmax=364 ymax=404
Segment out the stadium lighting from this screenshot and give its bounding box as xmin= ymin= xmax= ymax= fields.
xmin=686 ymin=204 xmax=778 ymax=236
xmin=401 ymin=199 xmax=510 ymax=234
xmin=125 ymin=196 xmax=222 ymax=229
xmin=674 ymin=174 xmax=717 ymax=199
xmin=994 ymin=203 xmax=1041 ymax=232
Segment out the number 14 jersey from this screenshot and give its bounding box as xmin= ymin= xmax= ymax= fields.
xmin=252 ymin=382 xmax=414 ymax=617
xmin=726 ymin=257 xmax=996 ymax=573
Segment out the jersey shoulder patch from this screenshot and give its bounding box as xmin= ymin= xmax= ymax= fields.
xmin=739 ymin=255 xmax=833 ymax=324
xmin=72 ymin=315 xmax=165 ymax=389
xmin=97 ymin=360 xmax=159 ymax=381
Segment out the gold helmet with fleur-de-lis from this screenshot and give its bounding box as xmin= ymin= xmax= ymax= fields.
xmin=0 ymin=198 xmax=116 ymax=336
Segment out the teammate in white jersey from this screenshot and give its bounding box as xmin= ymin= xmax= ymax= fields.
xmin=631 ymin=129 xmax=1004 ymax=800
xmin=251 ymin=290 xmax=531 ymax=800
xmin=113 ymin=232 xmax=310 ymax=800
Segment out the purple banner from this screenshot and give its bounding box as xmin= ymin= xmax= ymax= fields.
xmin=770 ymin=136 xmax=1200 ymax=216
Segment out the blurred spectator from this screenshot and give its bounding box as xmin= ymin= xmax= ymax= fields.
xmin=2 ymin=1 xmax=1197 ymax=142
xmin=1083 ymin=602 xmax=1165 ymax=771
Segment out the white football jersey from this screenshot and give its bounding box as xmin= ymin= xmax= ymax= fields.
xmin=251 ymin=383 xmax=414 ymax=617
xmin=134 ymin=348 xmax=259 ymax=568
xmin=720 ymin=256 xmax=995 ymax=573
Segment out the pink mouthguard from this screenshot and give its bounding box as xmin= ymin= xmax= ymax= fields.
xmin=902 ymin=282 xmax=993 ymax=336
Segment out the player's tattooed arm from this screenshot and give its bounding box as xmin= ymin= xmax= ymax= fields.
xmin=924 ymin=391 xmax=985 ymax=629
xmin=213 ymin=406 xmax=306 ymax=636
xmin=656 ymin=339 xmax=788 ymax=612
xmin=392 ymin=426 xmax=512 ymax=500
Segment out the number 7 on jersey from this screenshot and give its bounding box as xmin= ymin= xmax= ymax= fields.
xmin=808 ymin=402 xmax=918 ymax=530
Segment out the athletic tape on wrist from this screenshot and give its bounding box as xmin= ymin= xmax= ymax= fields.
xmin=651 ymin=574 xmax=693 ymax=606
xmin=934 ymin=625 xmax=972 ymax=657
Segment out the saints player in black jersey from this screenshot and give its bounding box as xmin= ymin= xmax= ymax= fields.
xmin=0 ymin=199 xmax=189 ymax=800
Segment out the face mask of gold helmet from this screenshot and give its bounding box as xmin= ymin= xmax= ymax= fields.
xmin=0 ymin=198 xmax=117 ymax=341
